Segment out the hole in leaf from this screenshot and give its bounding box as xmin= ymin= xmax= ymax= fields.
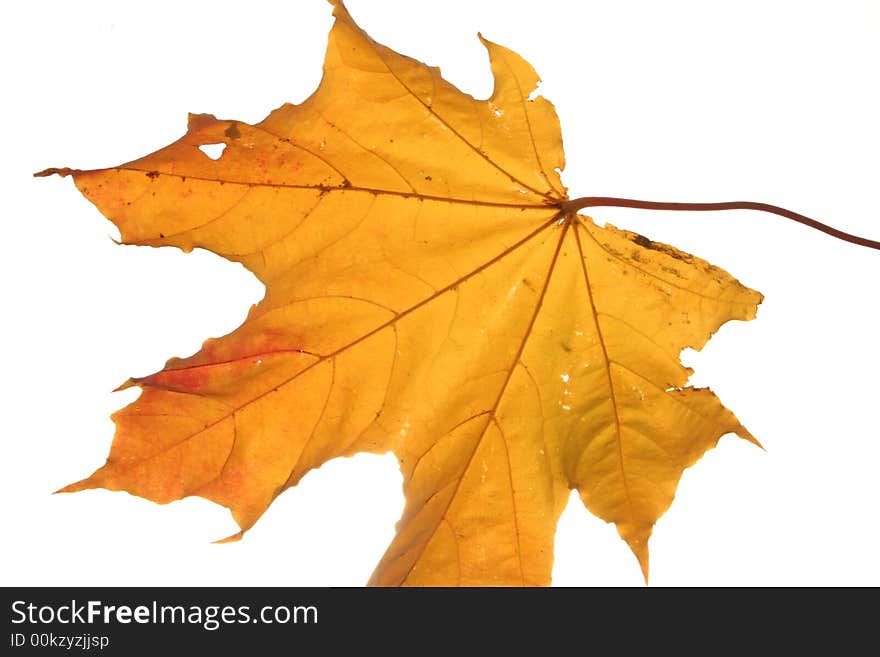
xmin=198 ymin=143 xmax=227 ymax=160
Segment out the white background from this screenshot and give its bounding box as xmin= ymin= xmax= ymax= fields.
xmin=2 ymin=0 xmax=878 ymax=587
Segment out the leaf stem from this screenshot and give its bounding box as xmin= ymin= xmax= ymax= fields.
xmin=559 ymin=196 xmax=880 ymax=251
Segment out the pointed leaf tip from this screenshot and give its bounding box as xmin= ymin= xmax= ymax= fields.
xmin=213 ymin=531 xmax=244 ymax=545
xmin=34 ymin=167 xmax=76 ymax=178
xmin=54 ymin=479 xmax=91 ymax=495
xmin=624 ymin=534 xmax=651 ymax=585
xmin=113 ymin=378 xmax=139 ymax=393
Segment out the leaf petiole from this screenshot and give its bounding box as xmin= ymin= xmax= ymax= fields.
xmin=559 ymin=196 xmax=880 ymax=251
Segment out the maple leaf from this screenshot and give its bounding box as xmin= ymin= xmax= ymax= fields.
xmin=38 ymin=0 xmax=770 ymax=585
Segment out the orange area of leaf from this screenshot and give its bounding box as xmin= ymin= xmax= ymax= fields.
xmin=52 ymin=0 xmax=761 ymax=585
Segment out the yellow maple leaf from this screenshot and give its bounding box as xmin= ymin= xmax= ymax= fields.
xmin=39 ymin=0 xmax=780 ymax=585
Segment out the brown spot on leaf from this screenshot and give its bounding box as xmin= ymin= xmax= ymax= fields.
xmin=630 ymin=232 xmax=695 ymax=264
xmin=633 ymin=234 xmax=653 ymax=249
xmin=224 ymin=123 xmax=241 ymax=140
